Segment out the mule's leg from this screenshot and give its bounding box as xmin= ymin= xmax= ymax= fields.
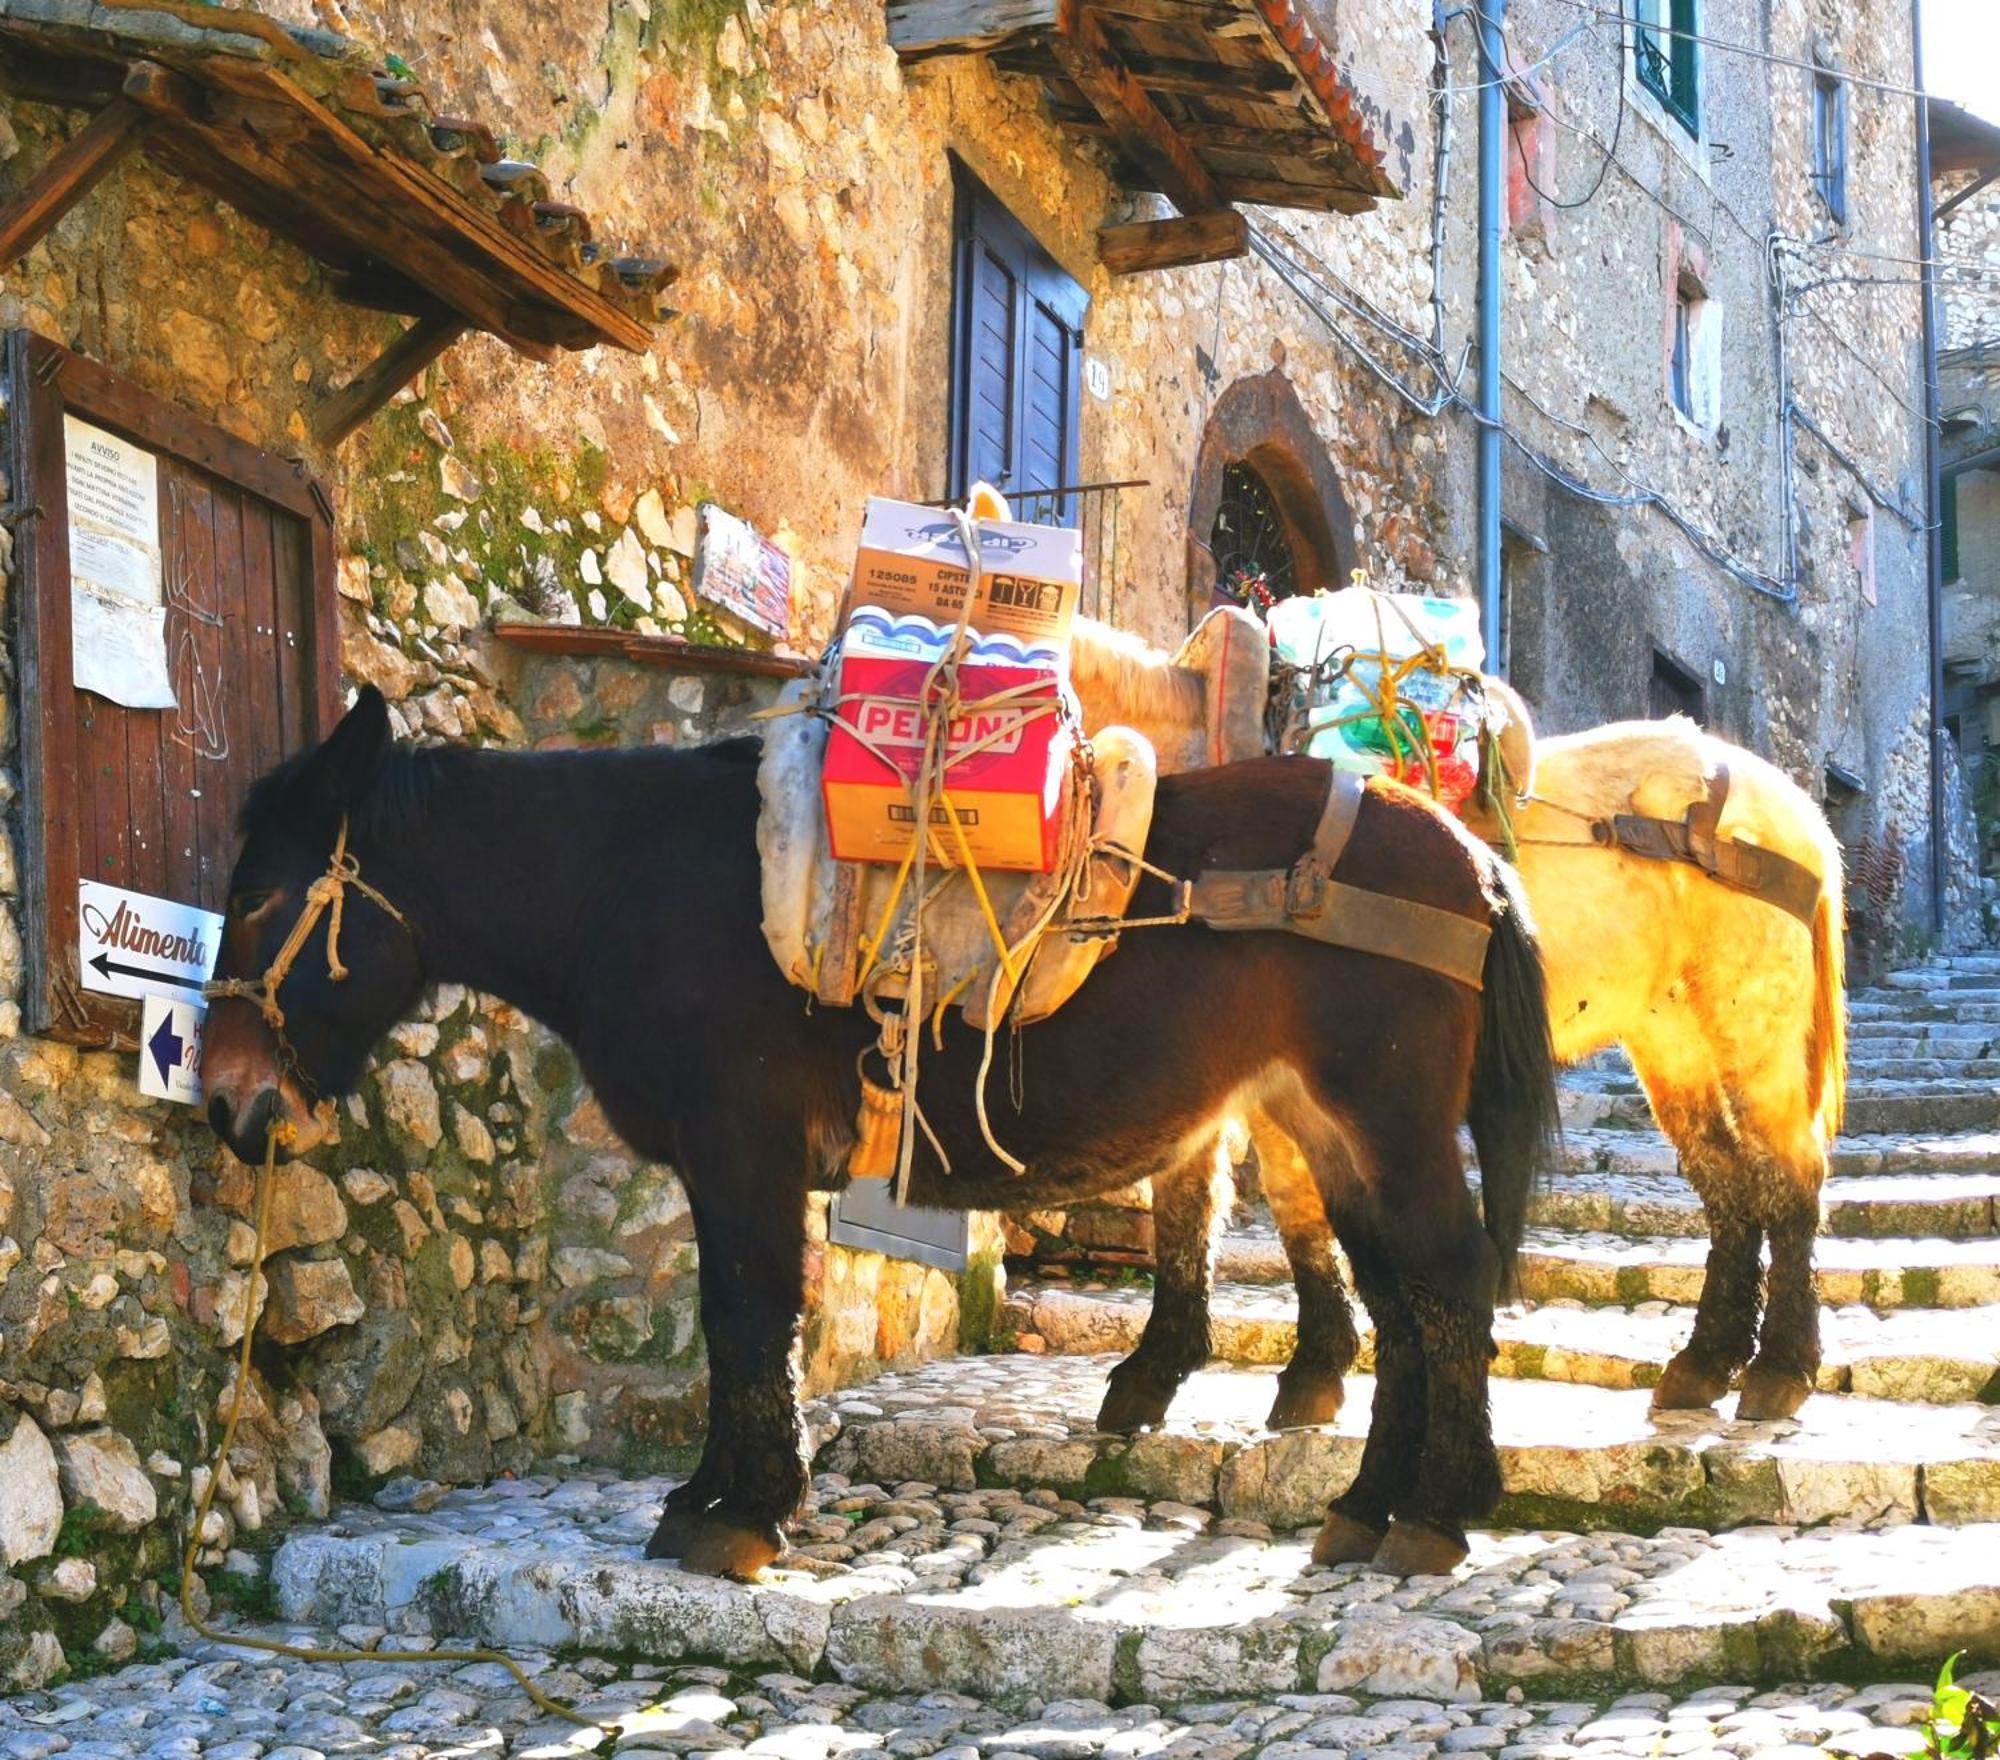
xmin=1651 ymin=1111 xmax=1766 ymax=1412
xmin=1368 ymin=1145 xmax=1503 ymax=1578
xmin=1098 ymin=1142 xmax=1229 ymax=1434
xmin=645 ymin=1155 xmax=812 ymax=1578
xmin=1253 ymin=1114 xmax=1361 ymax=1430
xmin=1739 ymin=1142 xmax=1827 ymax=1421
xmin=1311 ymin=1213 xmax=1424 ymax=1565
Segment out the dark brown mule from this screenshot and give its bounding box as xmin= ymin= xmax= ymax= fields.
xmin=201 ymin=688 xmax=1557 ymax=1578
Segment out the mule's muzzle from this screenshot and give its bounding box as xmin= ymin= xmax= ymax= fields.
xmin=208 ymin=1084 xmax=286 ymax=1165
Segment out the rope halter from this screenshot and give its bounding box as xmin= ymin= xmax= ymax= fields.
xmin=202 ymin=817 xmax=412 ymax=1105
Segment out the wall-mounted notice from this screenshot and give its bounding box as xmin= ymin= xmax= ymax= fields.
xmin=691 ymin=502 xmax=793 ymax=640
xmin=63 ymin=414 xmax=176 ymax=710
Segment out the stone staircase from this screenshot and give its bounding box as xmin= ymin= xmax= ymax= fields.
xmin=248 ymin=957 xmax=2000 ymax=1736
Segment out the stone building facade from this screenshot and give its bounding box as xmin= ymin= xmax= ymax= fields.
xmin=1935 ymin=102 xmax=2000 ymax=894
xmin=0 ymin=0 xmax=1941 ymax=1681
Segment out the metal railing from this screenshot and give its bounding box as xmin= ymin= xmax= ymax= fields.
xmin=999 ymin=479 xmax=1148 ymax=624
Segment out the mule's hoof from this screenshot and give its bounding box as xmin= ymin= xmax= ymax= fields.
xmin=642 ymin=1497 xmax=716 ymax=1560
xmin=1097 ymin=1377 xmax=1176 ymax=1435
xmin=1369 ymin=1519 xmax=1469 ymax=1578
xmin=1650 ymin=1351 xmax=1734 ymax=1412
xmin=1267 ymin=1369 xmax=1345 ymax=1431
xmin=677 ymin=1517 xmax=785 ymax=1580
xmin=1310 ymin=1509 xmax=1387 ymax=1566
xmin=1735 ymin=1366 xmax=1812 ymax=1421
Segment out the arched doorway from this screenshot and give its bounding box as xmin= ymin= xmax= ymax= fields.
xmin=1187 ymin=370 xmax=1355 ymax=624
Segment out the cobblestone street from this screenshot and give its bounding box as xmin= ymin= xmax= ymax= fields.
xmin=0 ymin=1620 xmax=1974 ymax=1760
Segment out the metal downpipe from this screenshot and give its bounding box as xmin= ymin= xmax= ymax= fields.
xmin=1913 ymin=0 xmax=1946 ymax=938
xmin=1476 ymin=0 xmax=1506 ymax=674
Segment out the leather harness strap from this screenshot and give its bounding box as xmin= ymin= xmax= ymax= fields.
xmin=1188 ymin=770 xmax=1494 ymax=990
xmin=1600 ymin=761 xmax=1822 ymax=929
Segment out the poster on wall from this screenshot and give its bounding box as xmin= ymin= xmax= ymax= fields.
xmin=690 ymin=502 xmax=793 ymax=640
xmin=63 ymin=414 xmax=176 ymax=710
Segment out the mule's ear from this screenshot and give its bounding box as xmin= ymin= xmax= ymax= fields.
xmin=304 ymin=686 xmax=393 ymax=812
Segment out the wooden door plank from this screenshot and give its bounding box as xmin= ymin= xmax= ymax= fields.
xmin=159 ymin=462 xmax=209 ymax=913
xmin=0 ymin=98 xmax=150 ymax=273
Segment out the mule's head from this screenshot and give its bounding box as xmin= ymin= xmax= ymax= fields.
xmin=202 ymin=687 xmax=425 ymax=1163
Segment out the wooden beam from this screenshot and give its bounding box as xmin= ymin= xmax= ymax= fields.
xmin=0 ymin=98 xmax=150 ymax=272
xmin=884 ymin=0 xmax=1058 ymax=59
xmin=1216 ymin=175 xmax=1377 ymax=214
xmin=1049 ymin=2 xmax=1220 ymax=215
xmin=314 ymin=311 xmax=470 ymax=446
xmin=1099 ymin=207 xmax=1247 ymax=273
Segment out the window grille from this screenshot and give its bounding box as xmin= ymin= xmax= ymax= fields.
xmin=1633 ymin=0 xmax=1700 ymax=136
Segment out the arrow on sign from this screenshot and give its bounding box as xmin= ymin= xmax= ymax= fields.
xmin=89 ymin=952 xmax=204 ymax=993
xmin=147 ymin=1008 xmax=186 ymax=1089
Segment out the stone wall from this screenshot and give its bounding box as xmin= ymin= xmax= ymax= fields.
xmin=0 ymin=0 xmax=1942 ymax=1684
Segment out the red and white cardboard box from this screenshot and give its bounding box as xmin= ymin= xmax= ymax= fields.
xmin=822 ymin=610 xmax=1074 ymax=872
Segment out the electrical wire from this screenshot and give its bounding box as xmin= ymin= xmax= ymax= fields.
xmin=1245 ymin=221 xmax=1799 ymax=598
xmin=1544 ymin=0 xmax=1941 ymax=102
xmin=1482 ymin=4 xmax=1627 ymax=210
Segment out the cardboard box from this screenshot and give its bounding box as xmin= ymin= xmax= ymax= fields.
xmin=823 ymin=613 xmax=1073 ymax=872
xmin=847 ymin=497 xmax=1082 ymax=653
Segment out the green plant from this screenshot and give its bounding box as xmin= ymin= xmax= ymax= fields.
xmin=1924 ymin=1654 xmax=2000 ymax=1759
xmin=1834 ymin=1655 xmax=1999 ymax=1760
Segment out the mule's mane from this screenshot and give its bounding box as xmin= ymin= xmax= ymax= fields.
xmin=241 ymin=730 xmax=765 ymax=842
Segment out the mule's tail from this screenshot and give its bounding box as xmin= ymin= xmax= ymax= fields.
xmin=1809 ymin=857 xmax=1847 ymax=1141
xmin=1467 ymin=854 xmax=1561 ymax=1303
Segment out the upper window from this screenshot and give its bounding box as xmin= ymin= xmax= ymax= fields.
xmin=948 ymin=163 xmax=1087 ymax=521
xmin=1668 ymin=271 xmax=1721 ymax=433
xmin=1670 ymin=287 xmax=1695 ymax=420
xmin=1811 ymin=71 xmax=1848 ymax=225
xmin=1633 ymin=0 xmax=1700 ymax=137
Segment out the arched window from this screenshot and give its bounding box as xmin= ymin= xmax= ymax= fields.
xmin=1211 ymin=459 xmax=1301 ymax=611
xmin=1186 ymin=371 xmax=1354 ymax=626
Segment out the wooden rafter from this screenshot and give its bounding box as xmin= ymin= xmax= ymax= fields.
xmin=314 ymin=311 xmax=471 ymax=446
xmin=0 ymin=96 xmax=149 ymax=272
xmin=1100 ymin=207 xmax=1247 ymax=274
xmin=883 ymin=0 xmax=1404 ymax=264
xmin=1048 ymin=1 xmax=1220 ymax=216
xmin=0 ymin=0 xmax=676 ymax=440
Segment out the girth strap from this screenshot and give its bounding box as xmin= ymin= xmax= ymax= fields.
xmin=1600 ymin=761 xmax=1821 ymax=928
xmin=1187 ymin=770 xmax=1493 ymax=989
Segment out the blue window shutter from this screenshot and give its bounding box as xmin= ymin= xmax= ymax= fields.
xmin=950 ymin=161 xmax=1087 ymax=513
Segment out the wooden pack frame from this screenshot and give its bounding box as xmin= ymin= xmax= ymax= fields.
xmin=7 ymin=331 xmax=341 ymax=1045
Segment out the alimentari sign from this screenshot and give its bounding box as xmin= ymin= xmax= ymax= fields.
xmin=78 ymin=881 xmax=222 ymax=1004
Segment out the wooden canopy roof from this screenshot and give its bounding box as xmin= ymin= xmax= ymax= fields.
xmin=887 ymin=0 xmax=1404 ymax=271
xmin=0 ymin=0 xmax=676 ymax=440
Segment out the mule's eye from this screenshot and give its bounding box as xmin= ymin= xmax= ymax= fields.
xmin=232 ymin=890 xmax=279 ymax=924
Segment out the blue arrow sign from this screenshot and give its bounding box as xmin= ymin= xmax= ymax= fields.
xmin=147 ymin=1008 xmax=185 ymax=1090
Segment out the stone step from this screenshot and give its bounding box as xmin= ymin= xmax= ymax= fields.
xmin=1847 ymin=1017 xmax=2000 ymax=1042
xmin=1529 ymin=1167 xmax=2000 ymax=1238
xmin=1850 ymin=1056 xmax=2000 ymax=1081
xmin=813 ymin=1353 xmax=2000 ymax=1534
xmin=1176 ymin=1168 xmax=2000 ymax=1285
xmin=1517 ymin=1228 xmax=2000 ymax=1308
xmin=1849 ymin=997 xmax=2000 ymax=1024
xmin=267 ymin=1461 xmax=2000 ymax=1706
xmin=1558 ymin=1125 xmax=2000 ymax=1181
xmin=1005 ymin=1280 xmax=2000 ymax=1403
xmin=1843 ymin=1088 xmax=2000 ymax=1136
